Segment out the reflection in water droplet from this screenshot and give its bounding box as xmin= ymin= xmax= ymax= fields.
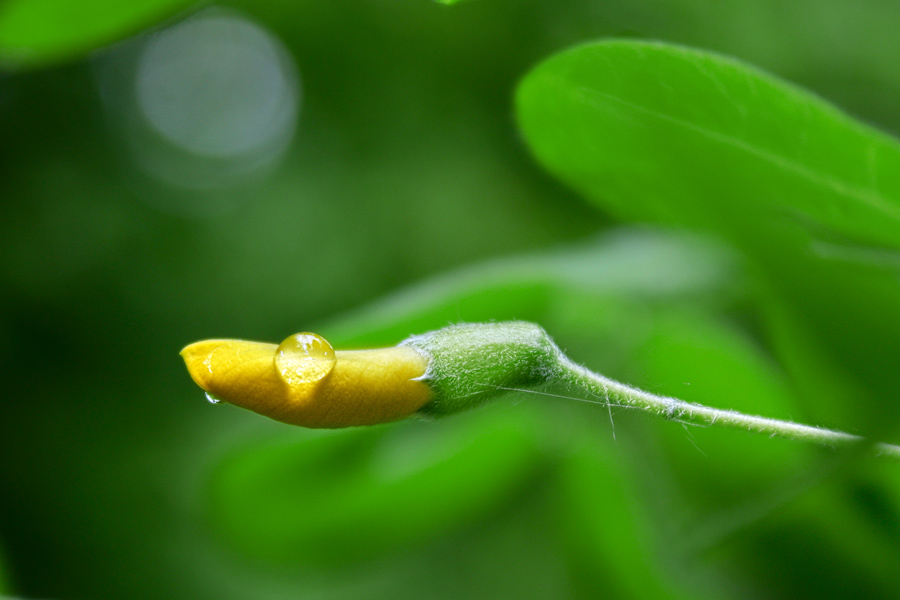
xmin=205 ymin=392 xmax=223 ymax=404
xmin=275 ymin=333 xmax=336 ymax=385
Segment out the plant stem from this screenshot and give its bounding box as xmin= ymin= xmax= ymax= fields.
xmin=558 ymin=356 xmax=900 ymax=460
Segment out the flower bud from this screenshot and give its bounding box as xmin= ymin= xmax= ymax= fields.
xmin=180 ymin=333 xmax=432 ymax=428
xmin=180 ymin=321 xmax=563 ymax=428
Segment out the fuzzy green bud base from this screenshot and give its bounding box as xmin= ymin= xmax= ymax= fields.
xmin=403 ymin=321 xmax=563 ymax=417
xmin=404 ymin=321 xmax=900 ymax=460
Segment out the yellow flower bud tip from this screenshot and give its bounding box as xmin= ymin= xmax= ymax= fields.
xmin=180 ymin=333 xmax=432 ymax=429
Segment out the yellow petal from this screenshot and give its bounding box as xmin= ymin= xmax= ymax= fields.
xmin=180 ymin=337 xmax=432 ymax=428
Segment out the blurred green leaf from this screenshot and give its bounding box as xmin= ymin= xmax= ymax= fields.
xmin=0 ymin=0 xmax=197 ymax=69
xmin=516 ymin=40 xmax=900 ymax=433
xmin=209 ymin=404 xmax=546 ymax=566
xmin=320 ymin=229 xmax=739 ymax=347
xmin=559 ymin=431 xmax=707 ymax=600
xmin=715 ymin=467 xmax=900 ymax=600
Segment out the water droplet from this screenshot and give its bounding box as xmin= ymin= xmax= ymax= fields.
xmin=205 ymin=392 xmax=223 ymax=404
xmin=275 ymin=332 xmax=336 ymax=385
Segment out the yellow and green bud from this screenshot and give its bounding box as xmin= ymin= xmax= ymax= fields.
xmin=180 ymin=321 xmax=562 ymax=428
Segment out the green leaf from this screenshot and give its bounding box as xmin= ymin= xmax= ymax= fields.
xmin=208 ymin=404 xmax=546 ymax=566
xmin=559 ymin=431 xmax=708 ymax=600
xmin=715 ymin=465 xmax=900 ymax=599
xmin=320 ymin=229 xmax=738 ymax=348
xmin=516 ymin=40 xmax=900 ymax=432
xmin=0 ymin=0 xmax=197 ymax=69
xmin=517 ymin=40 xmax=900 ymax=247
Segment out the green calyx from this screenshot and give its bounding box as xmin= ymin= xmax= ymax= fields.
xmin=402 ymin=321 xmax=564 ymax=417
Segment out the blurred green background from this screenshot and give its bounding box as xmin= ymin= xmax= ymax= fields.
xmin=3 ymin=1 xmax=900 ymax=598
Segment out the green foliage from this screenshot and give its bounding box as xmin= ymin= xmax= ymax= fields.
xmin=210 ymin=403 xmax=546 ymax=566
xmin=3 ymin=1 xmax=900 ymax=599
xmin=0 ymin=0 xmax=198 ymax=68
xmin=517 ymin=40 xmax=900 ymax=434
xmin=517 ymin=40 xmax=900 ymax=247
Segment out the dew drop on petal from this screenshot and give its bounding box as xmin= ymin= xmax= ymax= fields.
xmin=205 ymin=392 xmax=223 ymax=404
xmin=275 ymin=332 xmax=336 ymax=385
